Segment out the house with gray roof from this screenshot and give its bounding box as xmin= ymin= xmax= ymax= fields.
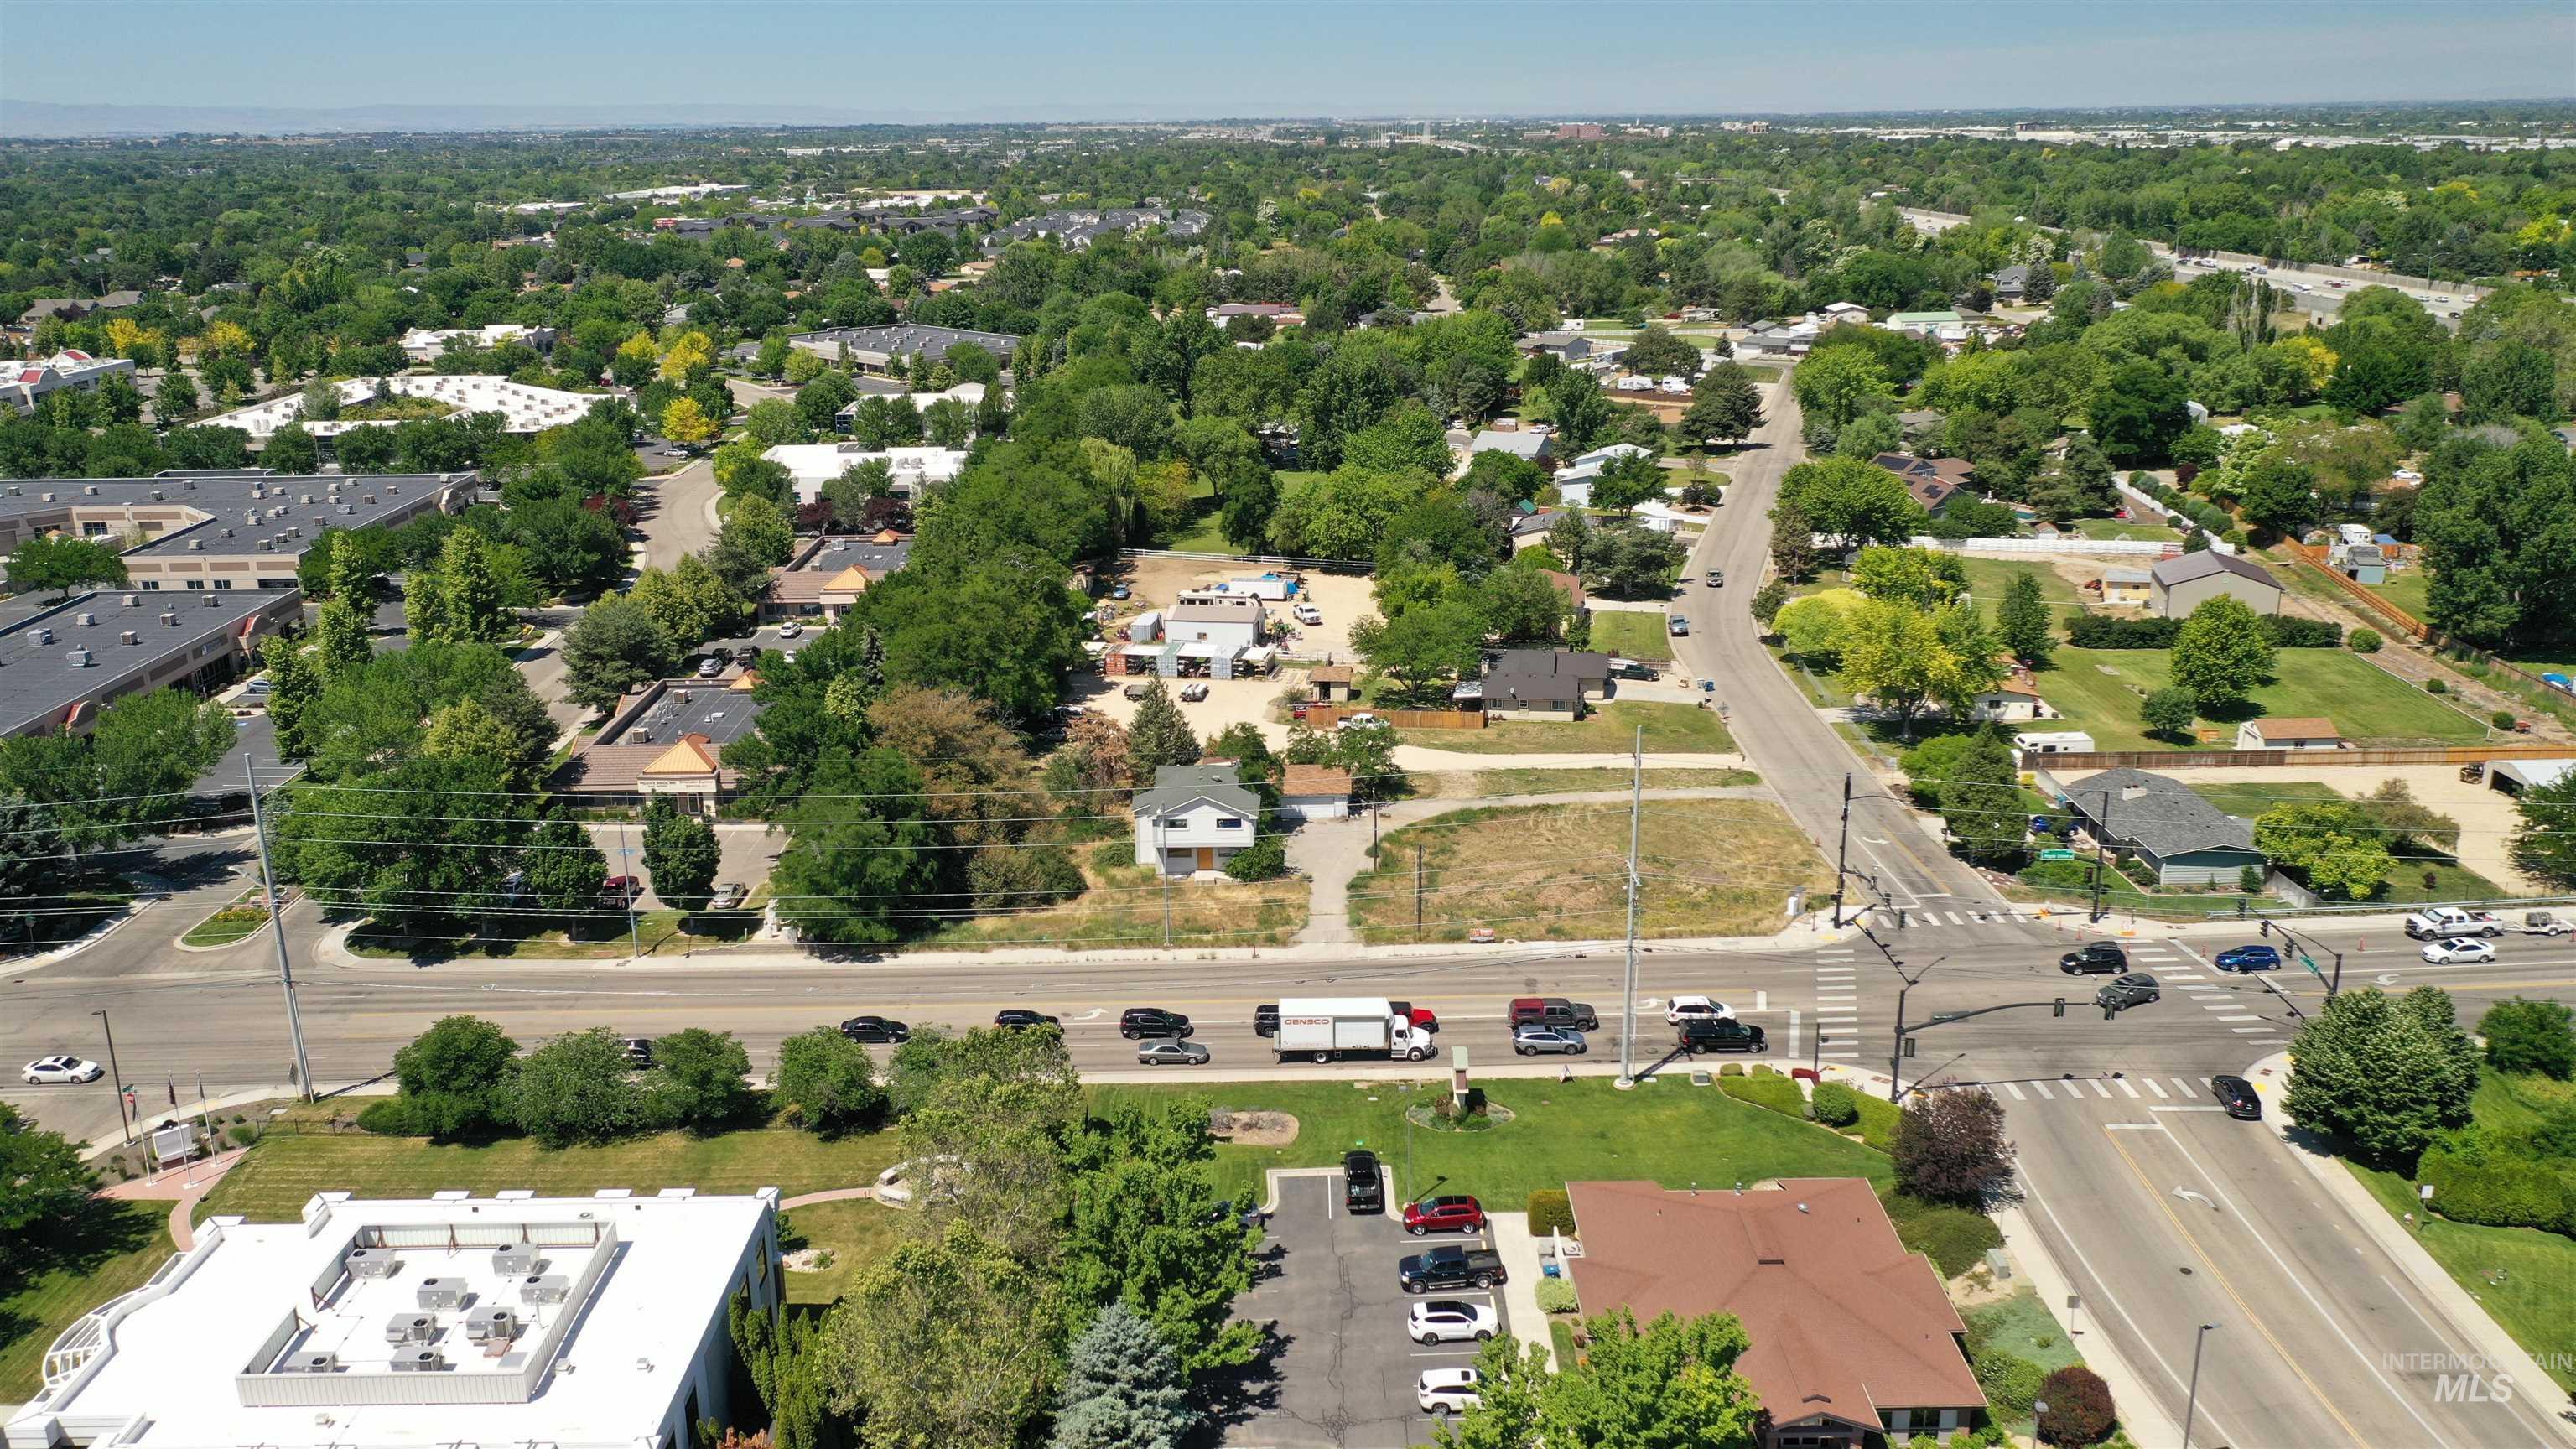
xmin=1470 ymin=428 xmax=1553 ymax=465
xmin=2057 ymin=768 xmax=2266 ymax=887
xmin=2148 ymin=550 xmax=2282 ymax=619
xmin=1132 ymin=763 xmax=1261 ymax=877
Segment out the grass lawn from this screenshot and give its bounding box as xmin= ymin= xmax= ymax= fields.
xmin=195 ymin=1124 xmax=903 ymax=1223
xmin=2348 ymin=1156 xmax=2576 ymax=1394
xmin=780 ymin=1197 xmax=905 ymax=1308
xmin=1348 ymin=796 xmax=1829 ymax=943
xmin=1098 ymin=1078 xmax=1892 ymax=1212
xmin=0 ymin=1201 xmax=172 ymax=1401
xmin=1958 ymin=558 xmax=2085 ymax=621
xmin=1589 ymin=610 xmax=1675 ymax=664
xmin=181 ymin=900 xmax=269 ymax=948
xmin=2064 ymin=517 xmax=2185 ymax=543
xmin=2182 ymin=780 xmax=2347 ymax=815
xmin=916 ymin=853 xmax=1306 ymax=951
xmin=2031 ymin=647 xmax=2487 ymax=752
xmin=1963 ymin=1286 xmax=2085 ymax=1373
xmin=1468 ymin=766 xmax=1759 ymax=796
xmin=2367 ymin=569 xmax=2433 ymax=623
xmin=1401 ymin=702 xmax=1736 ymax=756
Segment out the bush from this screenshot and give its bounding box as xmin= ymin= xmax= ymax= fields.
xmin=356 ymin=1096 xmax=428 ymax=1135
xmin=2062 ymin=612 xmax=2180 ymax=649
xmin=2018 ymin=859 xmax=2096 ymax=891
xmin=1534 ymin=1276 xmax=1580 ymax=1313
xmin=643 ymin=1027 xmax=755 ymax=1134
xmin=1884 ymin=1188 xmax=2006 ymax=1275
xmin=2350 ymin=627 xmax=2382 ymax=653
xmin=2262 ymin=615 xmax=2344 ymax=648
xmin=1527 ymin=1188 xmax=1576 ymax=1239
xmin=771 ymin=1026 xmax=886 ymax=1133
xmin=1974 ymin=1349 xmax=2047 ymax=1413
xmin=1810 ymin=1080 xmax=1861 ymax=1127
xmin=2036 ymin=1365 xmax=2117 ymax=1445
xmin=2491 ymin=709 xmax=2518 ymax=730
xmin=512 ymin=1028 xmax=647 ymax=1147
xmin=2427 ymin=678 xmax=2448 ymax=695
xmin=1224 ymin=834 xmax=1289 ymax=882
xmin=1718 ymin=1062 xmax=1745 ymax=1077
xmin=2478 ymin=998 xmax=2576 ymax=1079
xmin=1853 ymin=1093 xmax=1903 ymax=1150
xmin=2417 ymin=1137 xmax=2575 ymax=1234
xmin=1721 ymin=1072 xmax=1808 ymax=1118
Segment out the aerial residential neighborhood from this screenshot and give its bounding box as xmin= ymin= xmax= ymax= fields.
xmin=3 ymin=6 xmax=2576 ymax=1449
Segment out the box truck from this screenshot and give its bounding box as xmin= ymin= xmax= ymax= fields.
xmin=1275 ymin=997 xmax=1436 ymax=1063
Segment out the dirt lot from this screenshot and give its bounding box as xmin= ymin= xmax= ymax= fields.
xmin=1104 ymin=556 xmax=1377 ymax=667
xmin=1064 ymin=667 xmax=1296 ymax=745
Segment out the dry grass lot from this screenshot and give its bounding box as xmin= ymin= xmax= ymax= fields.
xmin=1401 ymin=701 xmax=1737 ymax=756
xmin=1348 ymin=797 xmax=1829 ymax=943
xmin=918 ymin=844 xmax=1307 ymax=951
xmin=1423 ymin=766 xmax=1762 ymax=797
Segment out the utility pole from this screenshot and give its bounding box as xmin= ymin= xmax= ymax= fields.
xmin=2183 ymin=1322 xmax=2220 ymax=1449
xmin=2087 ymin=787 xmax=2113 ymax=924
xmin=92 ymin=1009 xmax=131 ymax=1145
xmin=615 ymin=817 xmax=641 ymax=958
xmin=1617 ymin=724 xmax=1644 ymax=1088
xmin=1831 ymin=773 xmax=1853 ymax=927
xmin=245 ymin=760 xmax=314 ymax=1101
xmin=1414 ymin=843 xmax=1426 ymax=943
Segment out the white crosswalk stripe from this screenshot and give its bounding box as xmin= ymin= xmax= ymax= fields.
xmin=2115 ymin=1078 xmax=2140 ymax=1098
xmin=2174 ymin=1078 xmax=2199 ymax=1095
xmin=2145 ymin=1078 xmax=2169 ymax=1098
xmin=2029 ymin=1080 xmax=2055 ymax=1099
xmin=2001 ymin=1082 xmax=2026 ymax=1099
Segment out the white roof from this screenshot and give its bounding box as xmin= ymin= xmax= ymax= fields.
xmin=205 ymin=376 xmax=615 ymax=441
xmin=10 ymin=1192 xmax=774 ymax=1449
xmin=2491 ymin=759 xmax=2576 ymax=791
xmin=765 ymin=442 xmax=968 ymax=487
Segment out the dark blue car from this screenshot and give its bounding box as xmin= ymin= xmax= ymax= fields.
xmin=2214 ymin=944 xmax=2281 ymax=973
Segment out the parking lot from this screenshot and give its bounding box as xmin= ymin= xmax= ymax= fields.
xmin=1230 ymin=1168 xmax=1509 ymax=1448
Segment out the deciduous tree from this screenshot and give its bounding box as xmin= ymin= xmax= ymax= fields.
xmin=771 ymin=1026 xmax=886 ymax=1134
xmin=641 ymin=797 xmax=722 ymax=911
xmin=561 ymin=595 xmax=680 ymax=713
xmin=1893 ymin=1087 xmax=2017 ymax=1206
xmin=389 ymin=1015 xmax=520 ymax=1140
xmin=2168 ymin=594 xmax=2274 ymax=711
xmin=2282 ymin=986 xmax=2480 ymax=1168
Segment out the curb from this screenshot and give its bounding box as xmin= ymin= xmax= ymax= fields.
xmin=2 ymin=893 xmax=158 ymax=976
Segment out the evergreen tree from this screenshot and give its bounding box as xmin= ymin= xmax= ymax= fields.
xmin=1124 ymin=679 xmax=1201 ymax=784
xmin=1938 ymin=730 xmax=2025 ymax=865
xmin=262 ymin=636 xmax=325 ymax=762
xmin=1050 ymin=1302 xmax=1197 ymax=1449
xmin=860 ymin=626 xmax=886 ymax=694
xmin=2283 ymin=986 xmax=2480 ymax=1168
xmin=1994 ymin=571 xmax=2054 ymax=663
xmin=641 ymin=797 xmax=722 ymax=912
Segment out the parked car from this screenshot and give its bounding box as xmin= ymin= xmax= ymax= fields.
xmin=1345 ymin=1150 xmax=1385 ymax=1214
xmin=2059 ymin=943 xmax=2127 ymax=975
xmin=2213 ymin=944 xmax=2280 ymax=973
xmin=600 ymin=875 xmax=642 ymax=909
xmin=1667 ymin=615 xmax=1690 ymax=636
xmin=1408 ymin=1300 xmax=1498 ymax=1345
xmin=839 ymin=1015 xmax=911 ymax=1043
xmin=1124 ymin=682 xmax=1148 ymax=699
xmin=1254 ymin=1004 xmax=1280 ymax=1037
xmin=695 ymin=656 xmax=726 ymax=678
xmin=1513 ymin=1025 xmax=1587 ymax=1056
xmin=1208 ymin=1197 xmax=1267 ymax=1231
xmin=1295 ymin=603 xmax=1322 ymax=626
xmin=242 ymin=675 xmax=273 ymax=697
xmin=1509 ymin=996 xmax=1600 ymax=1031
xmin=1137 ymin=1040 xmax=1211 ymax=1066
xmin=775 ymin=621 xmax=802 ymax=639
xmin=619 ymin=1037 xmax=655 ymax=1069
xmin=1110 ymin=585 xmax=1131 ymax=600
xmin=1607 ymin=658 xmax=1659 ymax=681
xmin=993 ymin=1009 xmax=1061 ymax=1030
xmin=2211 ymin=1074 xmax=2262 ymax=1120
xmin=708 ymin=882 xmax=749 ymax=911
xmin=1419 ymin=1367 xmax=1482 ymax=1415
xmin=1665 ymin=995 xmax=1733 ymax=1026
xmin=1678 ymin=1018 xmax=1768 ymax=1054
xmin=1336 ymin=711 xmax=1382 ymax=730
xmin=1180 ymin=682 xmax=1210 ymax=703
xmin=20 ymin=1055 xmax=104 ymax=1085
xmin=2095 ymin=973 xmax=2161 ymax=1010
xmin=1121 ymin=1006 xmax=1194 ymax=1039
xmin=2420 ymin=937 xmax=2496 ymax=964
xmin=1403 ymin=1195 xmax=1487 ymax=1237
xmin=1400 ymin=1244 xmax=1506 ymax=1292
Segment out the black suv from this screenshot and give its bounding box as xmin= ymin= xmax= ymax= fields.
xmin=1344 ymin=1150 xmax=1385 ymax=1213
xmin=1120 ymin=1007 xmax=1193 ymax=1040
xmin=839 ymin=1015 xmax=911 ymax=1044
xmin=1254 ymin=1005 xmax=1280 ymax=1037
xmin=2211 ymin=1074 xmax=2262 ymax=1120
xmin=993 ymin=1010 xmax=1060 ymax=1031
xmin=1678 ymin=1018 xmax=1767 ymax=1055
xmin=2059 ymin=943 xmax=2128 ymax=975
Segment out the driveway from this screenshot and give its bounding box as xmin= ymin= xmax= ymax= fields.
xmin=1229 ymin=1169 xmax=1506 ymax=1447
xmin=638 ymin=457 xmax=722 ymax=573
xmin=584 ymin=821 xmax=783 ymax=912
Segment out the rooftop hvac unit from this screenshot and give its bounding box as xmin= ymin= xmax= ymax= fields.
xmin=122 ymin=594 xmax=139 ymax=606
xmin=385 ymin=482 xmax=398 ymax=496
xmin=518 ymin=1274 xmax=571 ymax=1306
xmin=39 ymin=491 xmax=55 ymax=502
xmin=189 ymin=539 xmax=205 ymax=551
xmin=221 ymin=527 xmax=234 ymax=538
xmin=382 ymin=1313 xmax=436 ymax=1345
xmin=204 ymin=594 xmax=222 ymax=606
xmin=150 ymin=489 xmax=164 ymax=501
xmin=160 ymin=611 xmax=179 ymax=626
xmin=300 ymin=493 xmax=314 ymax=505
xmin=75 ymin=611 xmax=96 ymax=626
xmin=415 ymin=1277 xmax=464 ymax=1311
xmin=119 ymin=631 xmax=138 ymax=646
xmin=362 ymin=494 xmax=376 ymax=505
xmin=345 ymin=1247 xmax=400 ymax=1280
xmin=288 ymin=527 xmax=302 ymax=538
xmin=491 ymin=1245 xmax=542 ymax=1275
xmin=83 ymin=485 xmax=98 ymax=496
xmin=338 ymin=503 xmax=356 ymax=515
xmin=465 ymin=1305 xmax=522 ymax=1343
xmin=33 ymin=627 xmax=53 ymax=645
xmin=261 ymin=540 xmax=274 ymax=551
xmin=287 ymin=1350 xmax=340 ymax=1374
xmin=67 ymin=648 xmax=94 ymax=668
xmin=389 ymin=1347 xmax=444 ymax=1373
xmin=251 ymin=485 xmax=267 ymax=499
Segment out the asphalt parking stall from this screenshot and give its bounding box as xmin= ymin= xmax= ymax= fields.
xmin=1228 ymin=1170 xmax=1508 ymax=1447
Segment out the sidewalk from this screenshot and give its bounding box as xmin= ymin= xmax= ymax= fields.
xmin=1487 ymin=1210 xmax=1555 ymax=1369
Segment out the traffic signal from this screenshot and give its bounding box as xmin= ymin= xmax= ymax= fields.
xmin=2260 ymin=921 xmax=2272 ymax=938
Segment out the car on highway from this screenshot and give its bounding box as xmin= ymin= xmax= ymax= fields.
xmin=1408 ymin=1300 xmax=1498 ymax=1345
xmin=2434 ymin=294 xmax=2453 ymax=304
xmin=1512 ymin=1025 xmax=1587 ymax=1056
xmin=1345 ymin=1150 xmax=1385 ymax=1214
xmin=1136 ymin=1040 xmax=1211 ymax=1066
xmin=1509 ymin=996 xmax=1600 ymax=1031
xmin=2059 ymin=942 xmax=2128 ymax=975
xmin=1253 ymin=1004 xmax=1280 ymax=1036
xmin=1665 ymin=994 xmax=1733 ymax=1026
xmin=1119 ymin=1006 xmax=1193 ymax=1039
xmin=2213 ymin=944 xmax=2280 ymax=973
xmin=2094 ymin=973 xmax=2161 ymax=1010
xmin=2420 ymin=937 xmax=2496 ymax=964
xmin=1419 ymin=1367 xmax=1482 ymax=1415
xmin=1388 ymin=1000 xmax=1440 ymax=1032
xmin=1667 ymin=614 xmax=1690 ymax=636
xmin=2212 ymin=1074 xmax=2262 ymax=1120
xmin=20 ymin=1055 xmax=104 ymax=1085
xmin=993 ymin=1009 xmax=1061 ymax=1030
xmin=839 ymin=1015 xmax=911 ymax=1043
xmin=1404 ymin=1195 xmax=1487 ymax=1237
xmin=1678 ymin=1018 xmax=1768 ymax=1054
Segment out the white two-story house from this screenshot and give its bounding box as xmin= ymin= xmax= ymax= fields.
xmin=1132 ymin=763 xmax=1261 ymax=876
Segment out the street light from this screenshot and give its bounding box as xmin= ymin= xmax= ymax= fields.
xmin=92 ymin=1009 xmax=131 ymax=1146
xmin=2183 ymin=1322 xmax=2220 ymax=1449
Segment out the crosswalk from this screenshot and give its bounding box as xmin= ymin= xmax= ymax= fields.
xmin=1982 ymin=1074 xmax=2226 ymax=1105
xmin=1812 ymin=943 xmax=1862 ymax=1061
xmin=1863 ymin=907 xmax=2035 ymax=928
xmin=2132 ymin=943 xmax=2292 ymax=1049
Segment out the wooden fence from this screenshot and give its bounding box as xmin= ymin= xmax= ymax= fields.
xmin=2277 ymin=539 xmax=2431 ymax=641
xmin=1298 ymin=704 xmax=1485 ymax=730
xmin=2026 ymin=743 xmax=2573 ymax=772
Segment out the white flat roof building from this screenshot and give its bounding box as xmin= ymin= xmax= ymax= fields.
xmin=765 ymin=442 xmax=969 ymax=503
xmin=399 ymin=325 xmax=550 ymax=362
xmin=205 ymin=376 xmax=619 ymax=444
xmin=6 ymin=1189 xmax=780 ymax=1449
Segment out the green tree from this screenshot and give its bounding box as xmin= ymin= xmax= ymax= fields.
xmin=1680 ymin=362 xmax=1765 ymax=445
xmin=1851 ymin=545 xmax=1966 ymax=609
xmin=1772 ymin=455 xmax=1926 ymax=546
xmin=0 ymin=1104 xmax=93 ymax=1266
xmin=765 ymin=750 xmax=943 ymax=945
xmin=661 ymin=396 xmax=718 ymax=446
xmin=1124 ymin=679 xmax=1202 ymax=783
xmin=1622 ymin=325 xmax=1703 ymax=379
xmin=641 ymin=797 xmax=721 ymax=912
xmin=2236 ymin=451 xmax=2319 ymax=537
xmin=2508 ymin=770 xmax=2576 ymax=891
xmin=6 ymin=532 xmax=127 ymax=599
xmin=2476 ymin=997 xmax=2576 ymax=1080
xmin=278 ymin=756 xmax=532 ymax=927
xmin=1456 ymin=1307 xmax=1763 ymax=1449
xmin=512 ymin=1027 xmax=648 ymax=1148
xmin=388 ymin=1015 xmax=520 ymax=1140
xmin=1995 ymin=571 xmax=2054 ymax=663
xmin=645 ymin=1026 xmax=753 ymax=1132
xmin=631 ymin=554 xmax=742 ymax=647
xmin=262 ymin=636 xmax=325 ymax=761
xmin=771 ymin=1026 xmax=886 ymax=1134
xmin=411 ymin=526 xmax=514 ymax=645
xmin=309 ymin=597 xmax=371 ymax=680
xmin=1061 ymin=1094 xmax=1261 ymax=1375
xmin=2139 ymin=686 xmax=2198 ymax=741
xmin=2283 ymin=986 xmax=2480 ymax=1168
xmin=2087 ymin=360 xmax=2192 ymax=465
xmin=263 ymin=421 xmax=321 ymax=475
xmin=1350 ymin=598 xmax=1487 ymax=702
xmin=722 ymin=491 xmax=798 ymax=569
xmin=2168 ymin=594 xmax=2275 ymax=711
xmin=823 ymin=1221 xmax=1063 ymax=1449
xmin=516 ymin=811 xmax=604 ymax=911
xmin=0 ymin=795 xmax=63 ymax=943
xmin=1840 ymin=600 xmax=2004 ymax=738
xmin=1545 ymin=370 xmax=1618 ymax=454
xmin=745 ymin=396 xmax=808 ymax=445
xmin=1050 ymin=1301 xmax=1198 ymax=1449
xmin=1587 ymin=450 xmax=1665 ymax=514
xmin=2252 ymin=801 xmax=2393 ymax=901
xmin=1792 ymin=345 xmax=1894 ymax=430
xmin=1940 ymin=730 xmax=2025 ymax=865
xmin=561 ymin=595 xmax=680 ymax=713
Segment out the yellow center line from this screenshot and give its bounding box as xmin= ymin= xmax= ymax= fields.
xmin=2102 ymin=1124 xmax=2371 ymax=1449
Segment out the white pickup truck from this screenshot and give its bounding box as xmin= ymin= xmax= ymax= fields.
xmin=2404 ymin=906 xmax=2506 ymax=940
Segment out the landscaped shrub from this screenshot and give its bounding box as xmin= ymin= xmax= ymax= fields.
xmin=2063 ymin=613 xmax=2179 ymax=649
xmin=1852 ymin=1093 xmax=1903 ymax=1150
xmin=1883 ymin=1185 xmax=2006 ymax=1275
xmin=356 ymin=1096 xmax=428 ymax=1135
xmin=2350 ymin=627 xmax=2382 ymax=653
xmin=2018 ymin=859 xmax=2096 ymax=891
xmin=1973 ymin=1349 xmax=2047 ymax=1414
xmin=2427 ymin=678 xmax=2448 ymax=695
xmin=2262 ymin=615 xmax=2343 ymax=648
xmin=1534 ymin=1275 xmax=1580 ymax=1312
xmin=1527 ymin=1188 xmax=1576 ymax=1239
xmin=1721 ymin=1072 xmax=1808 ymax=1119
xmin=1810 ymin=1080 xmax=1861 ymax=1127
xmin=2417 ymin=1132 xmax=2576 ymax=1235
xmin=2036 ymin=1365 xmax=2118 ymax=1445
xmin=2491 ymin=709 xmax=2517 ymax=730
xmin=1224 ymin=834 xmax=1288 ymax=882
xmin=1718 ymin=1062 xmax=1745 ymax=1076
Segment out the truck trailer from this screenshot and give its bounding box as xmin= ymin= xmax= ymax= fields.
xmin=1275 ymin=997 xmax=1437 ymax=1063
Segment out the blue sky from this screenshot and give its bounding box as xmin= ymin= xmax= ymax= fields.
xmin=7 ymin=0 xmax=2571 ymax=117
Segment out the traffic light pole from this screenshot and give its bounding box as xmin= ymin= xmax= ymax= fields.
xmin=1893 ymin=997 xmax=2100 ymax=1099
xmin=2247 ymin=911 xmax=2344 ymax=998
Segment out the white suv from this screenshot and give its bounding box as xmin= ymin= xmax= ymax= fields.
xmin=1409 ymin=1299 xmax=1498 ymax=1345
xmin=1419 ymin=1366 xmax=1482 ymax=1414
xmin=1665 ymin=995 xmax=1734 ymax=1026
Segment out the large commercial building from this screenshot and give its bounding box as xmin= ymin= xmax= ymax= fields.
xmin=4 ymin=1189 xmax=781 ymax=1449
xmin=787 ymin=323 xmax=1021 ymax=374
xmin=5 ymin=349 xmax=139 ymax=415
xmin=0 ymin=470 xmax=475 ymax=737
xmin=205 ymin=376 xmax=617 ymax=447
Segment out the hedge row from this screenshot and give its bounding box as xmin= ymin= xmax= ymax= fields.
xmin=2137 ymin=477 xmax=2234 ymax=538
xmin=2061 ymin=611 xmax=2341 ymax=649
xmin=1527 ymin=1187 xmax=1576 ymax=1239
xmin=2418 ymin=1135 xmax=2576 ymax=1236
xmin=1883 ymin=1185 xmax=2007 ymax=1276
xmin=1720 ymin=1072 xmax=1809 ymax=1119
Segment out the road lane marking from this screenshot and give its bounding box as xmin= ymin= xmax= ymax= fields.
xmin=2088 ymin=1079 xmax=2112 ymax=1098
xmin=2231 ymin=1027 xmax=2271 ymax=1034
xmin=2000 ymin=1082 xmax=2026 ymax=1100
xmin=2218 ymin=1015 xmax=2262 ymax=1021
xmin=2030 ymin=1080 xmax=2055 ymax=1098
xmin=2151 ymin=1105 xmax=2227 ymax=1113
xmin=2115 ymin=1078 xmax=2139 ymax=1098
xmin=2171 ymin=1078 xmax=2199 ymax=1094
xmin=2145 ymin=1078 xmax=2168 ymax=1098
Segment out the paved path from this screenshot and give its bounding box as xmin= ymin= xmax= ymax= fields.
xmin=98 ymin=1146 xmax=249 ymax=1251
xmin=778 ymin=1186 xmax=877 ymax=1210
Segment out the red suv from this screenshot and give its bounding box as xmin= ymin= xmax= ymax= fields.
xmin=1404 ymin=1194 xmax=1486 ymax=1237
